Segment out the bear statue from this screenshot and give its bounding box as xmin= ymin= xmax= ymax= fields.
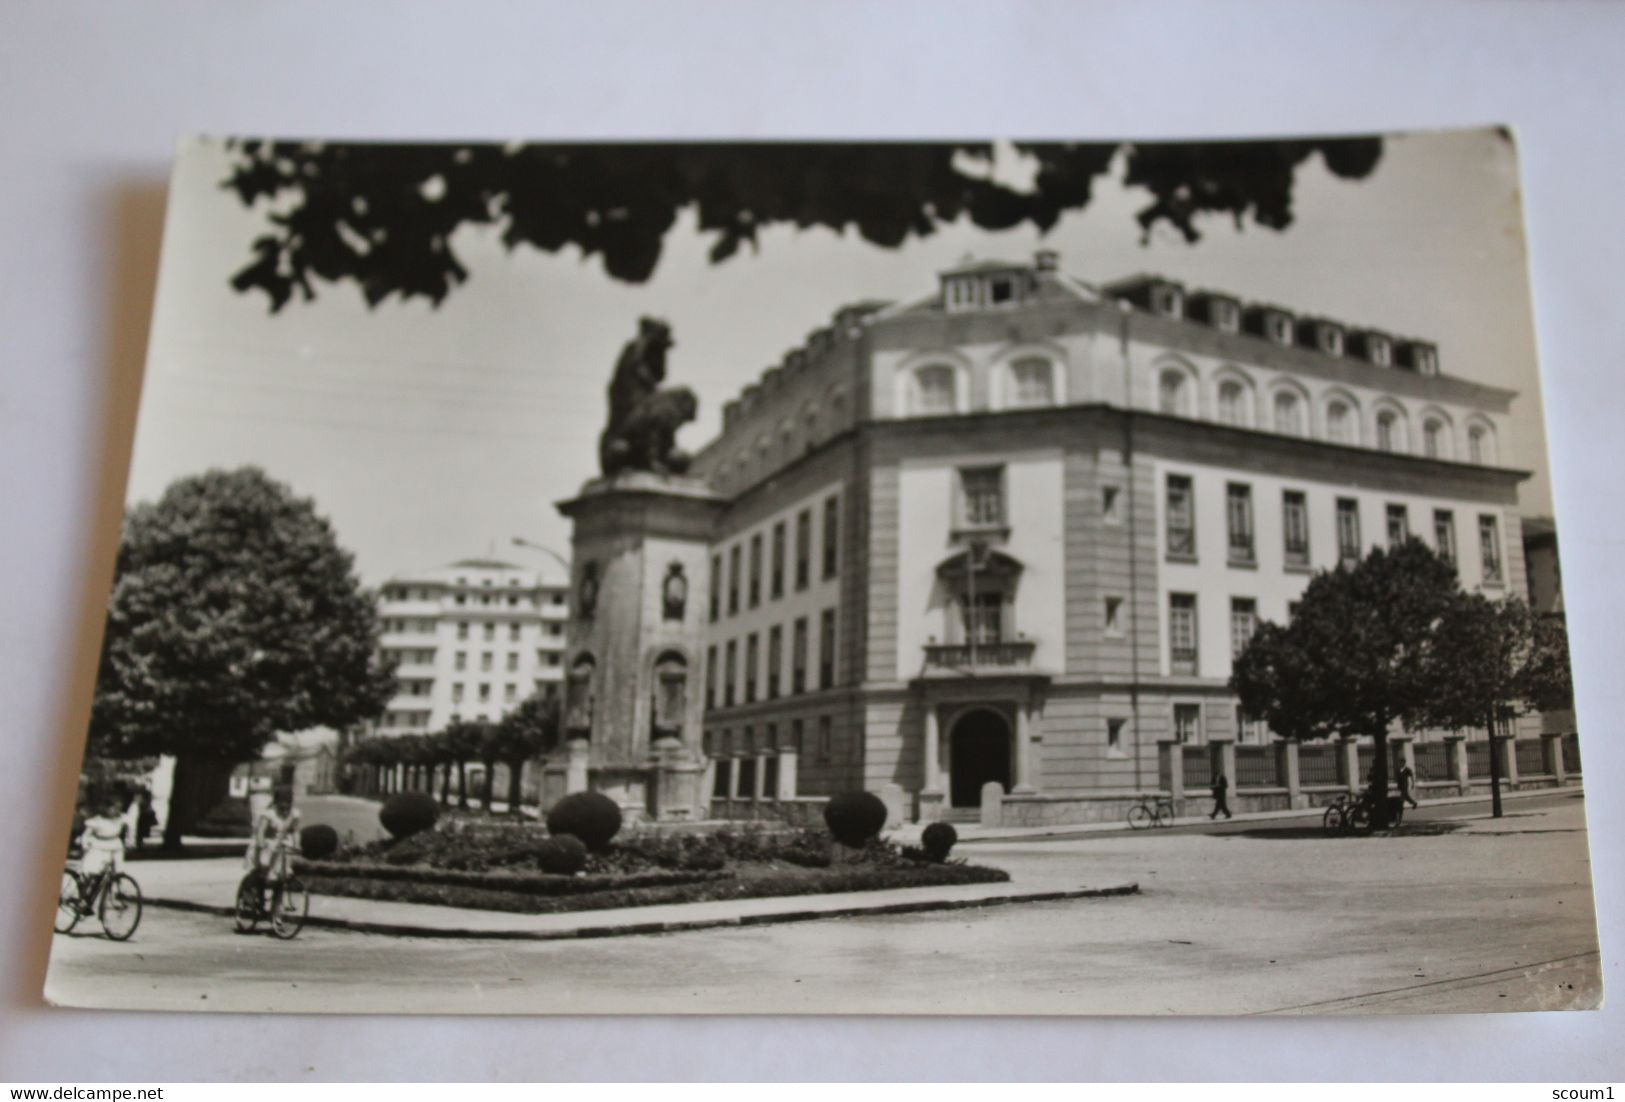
xmin=598 ymin=316 xmax=699 ymax=477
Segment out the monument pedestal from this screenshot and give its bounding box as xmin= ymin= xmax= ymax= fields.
xmin=552 ymin=472 xmax=725 ymax=823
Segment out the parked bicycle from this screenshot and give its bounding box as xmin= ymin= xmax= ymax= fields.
xmin=1321 ymin=789 xmax=1405 ymax=836
xmin=1127 ymin=794 xmax=1178 ymax=829
xmin=233 ymin=837 xmax=309 ymax=939
xmin=55 ymin=859 xmax=143 ymax=941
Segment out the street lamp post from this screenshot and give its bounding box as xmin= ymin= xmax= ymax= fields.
xmin=510 ymin=537 xmax=571 ymax=575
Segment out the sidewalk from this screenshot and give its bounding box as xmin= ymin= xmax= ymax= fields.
xmin=133 ymin=855 xmax=1136 ymax=941
xmin=887 ymin=783 xmax=1582 ymax=845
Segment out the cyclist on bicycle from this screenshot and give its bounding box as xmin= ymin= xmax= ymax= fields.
xmin=76 ymin=794 xmax=128 ymax=901
xmin=244 ymin=786 xmax=301 ymax=908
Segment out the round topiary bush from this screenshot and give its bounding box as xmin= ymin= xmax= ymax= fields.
xmin=534 ymin=834 xmax=588 ymax=875
xmin=921 ymin=821 xmax=958 ymax=863
xmin=545 ymin=791 xmax=624 ymax=852
xmin=379 ymin=791 xmax=440 ymax=840
xmin=299 ymin=823 xmax=340 ymax=860
xmin=823 ymin=791 xmax=888 ymax=848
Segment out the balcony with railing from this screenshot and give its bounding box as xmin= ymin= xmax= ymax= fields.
xmin=922 ymin=638 xmax=1037 ymax=673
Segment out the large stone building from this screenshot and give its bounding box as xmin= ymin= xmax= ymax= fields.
xmin=661 ymin=250 xmax=1553 ymax=823
xmin=368 ymin=558 xmax=569 ymax=737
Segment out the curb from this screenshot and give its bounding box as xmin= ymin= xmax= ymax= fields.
xmin=142 ymin=882 xmax=1140 ymax=941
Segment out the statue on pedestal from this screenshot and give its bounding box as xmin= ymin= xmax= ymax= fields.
xmin=598 ymin=317 xmax=699 ymax=477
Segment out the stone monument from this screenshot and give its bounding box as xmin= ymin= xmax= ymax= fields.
xmin=545 ymin=317 xmax=722 ymax=822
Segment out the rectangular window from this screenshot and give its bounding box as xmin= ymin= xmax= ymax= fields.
xmin=818 ymin=715 xmax=833 ymax=763
xmin=451 ymin=683 xmax=464 ymax=702
xmin=1166 ymin=474 xmax=1196 ymax=559
xmin=1336 ymin=498 xmax=1361 ymax=565
xmin=963 ymin=592 xmax=1003 ymax=644
xmin=705 ymin=645 xmax=717 ymax=710
xmin=480 ymin=652 xmax=492 ymax=672
xmin=1107 ymin=718 xmax=1126 ymax=757
xmin=709 ymin=554 xmax=721 ymax=622
xmin=1169 ymin=593 xmax=1198 ymax=675
xmin=959 ymin=467 xmax=1005 ymax=529
xmin=1103 ymin=596 xmax=1123 ymax=637
xmin=1174 ymin=703 xmax=1202 ymax=744
xmin=457 ymin=622 xmax=469 ymax=640
xmin=795 ymin=510 xmax=812 ymax=590
xmin=1102 ymin=484 xmax=1122 ymax=525
xmin=767 ymin=625 xmax=782 ymax=700
xmin=1479 ymin=514 xmax=1503 ymax=584
xmin=823 ymin=495 xmax=840 ymax=579
xmin=504 ymin=684 xmax=517 ymax=703
xmin=1434 ymin=509 xmax=1456 ymax=564
xmin=507 ymin=653 xmax=519 ymax=672
xmin=771 ymin=521 xmax=786 ymax=599
xmin=724 ymin=641 xmax=737 ymax=707
xmin=510 ymin=624 xmax=522 ymax=641
xmin=791 ymin=718 xmax=804 ymax=758
xmin=1230 ymin=597 xmax=1257 ymax=661
xmin=1386 ymin=504 xmax=1410 ymax=549
xmin=1283 ymin=490 xmax=1310 ymax=568
xmin=745 ymin=633 xmax=759 ymax=703
xmin=792 ymin=617 xmax=809 ymax=694
xmin=455 ymin=652 xmax=467 ymax=671
xmin=483 ymin=623 xmax=495 ymax=641
xmin=728 ymin=544 xmax=741 ymax=615
xmin=819 ymin=608 xmax=837 ymax=688
xmin=479 ymin=683 xmax=491 ymax=701
xmin=749 ymin=534 xmax=763 ymax=609
xmin=1235 ymin=704 xmax=1265 ymax=744
xmin=1226 ymin=483 xmax=1255 ymax=564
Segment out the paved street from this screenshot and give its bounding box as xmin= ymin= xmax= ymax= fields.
xmin=44 ymin=791 xmax=1600 ymax=1015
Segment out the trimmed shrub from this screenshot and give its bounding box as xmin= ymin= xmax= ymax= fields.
xmin=300 ymin=823 xmax=340 ymax=860
xmin=534 ymin=834 xmax=588 ymax=876
xmin=823 ymin=791 xmax=888 ymax=848
xmin=921 ymin=822 xmax=958 ymax=863
xmin=546 ymin=791 xmax=624 ymax=852
xmin=379 ymin=791 xmax=440 ymax=840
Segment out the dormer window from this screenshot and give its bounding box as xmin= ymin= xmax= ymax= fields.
xmin=1317 ymin=324 xmax=1345 ymax=358
xmin=945 ymin=278 xmax=976 ymax=312
xmin=1412 ymin=345 xmax=1439 ymax=375
xmin=989 ymin=276 xmax=1017 ymax=305
xmin=1368 ymin=336 xmax=1392 ymax=366
xmin=1212 ymin=300 xmax=1240 ymax=333
xmin=1153 ymin=286 xmax=1184 ymax=318
xmin=1267 ymin=314 xmax=1294 ymax=346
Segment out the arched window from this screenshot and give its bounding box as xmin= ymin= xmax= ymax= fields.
xmin=1273 ymin=391 xmax=1304 ymax=436
xmin=1423 ymin=418 xmax=1445 ymax=459
xmin=1376 ymin=410 xmax=1399 ymax=452
xmin=1007 ymin=357 xmax=1055 ymax=408
xmin=1158 ymin=370 xmax=1191 ymax=417
xmin=1327 ymin=400 xmax=1353 ymax=445
xmin=1217 ymin=380 xmax=1246 ymax=426
xmin=912 ymin=364 xmax=958 ymax=415
xmin=1468 ymin=424 xmax=1492 ymax=464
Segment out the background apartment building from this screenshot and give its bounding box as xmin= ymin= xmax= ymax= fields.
xmin=369 ymin=558 xmax=569 ymax=738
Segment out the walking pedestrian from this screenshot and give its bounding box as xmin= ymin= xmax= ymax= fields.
xmin=1209 ymin=770 xmax=1233 ymax=820
xmin=1396 ymin=760 xmax=1420 ymax=809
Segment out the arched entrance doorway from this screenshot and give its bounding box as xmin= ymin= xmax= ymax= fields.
xmin=950 ymin=709 xmax=1013 ymax=808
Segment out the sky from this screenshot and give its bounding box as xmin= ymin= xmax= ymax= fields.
xmin=127 ymin=128 xmax=1547 ymax=586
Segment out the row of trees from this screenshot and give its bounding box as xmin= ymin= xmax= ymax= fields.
xmin=344 ymin=693 xmax=561 ymax=815
xmin=1231 ymin=540 xmax=1573 ymax=823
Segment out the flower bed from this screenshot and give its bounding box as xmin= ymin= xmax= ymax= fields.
xmin=298 ymin=820 xmax=1009 ymax=914
xmin=301 ymin=861 xmax=1008 ymax=916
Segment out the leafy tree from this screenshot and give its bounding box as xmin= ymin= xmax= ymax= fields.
xmin=1519 ymin=612 xmax=1574 ymax=716
xmin=90 ymin=467 xmax=396 ymax=846
xmin=1231 ymin=539 xmax=1462 ymax=827
xmin=1419 ymin=595 xmax=1567 ymax=818
xmin=488 ymin=692 xmax=561 ymax=816
xmin=221 ymin=138 xmax=1384 ymax=311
